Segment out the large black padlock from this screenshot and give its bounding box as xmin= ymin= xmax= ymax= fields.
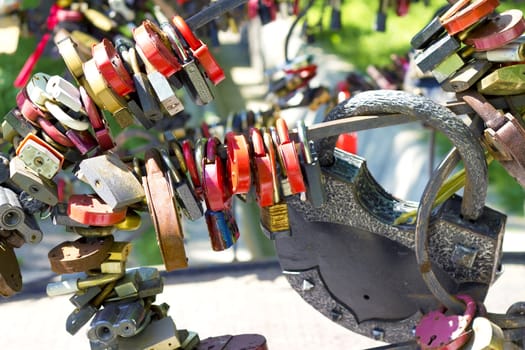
xmin=275 ymin=90 xmax=505 ymax=344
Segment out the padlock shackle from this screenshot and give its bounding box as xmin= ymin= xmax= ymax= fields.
xmin=317 ymin=90 xmax=488 ymax=221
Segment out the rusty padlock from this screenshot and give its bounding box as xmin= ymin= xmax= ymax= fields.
xmin=415 ymin=294 xmax=476 ymax=350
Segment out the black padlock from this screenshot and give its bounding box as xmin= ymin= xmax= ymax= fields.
xmin=277 ymin=90 xmax=504 ymax=344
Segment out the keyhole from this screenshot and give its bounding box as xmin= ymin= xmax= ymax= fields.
xmin=428 ymin=335 xmax=437 ymax=346
xmin=34 ymin=156 xmax=44 ymax=167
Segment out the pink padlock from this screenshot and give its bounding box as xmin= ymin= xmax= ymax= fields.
xmin=415 ymin=294 xmax=476 ymax=350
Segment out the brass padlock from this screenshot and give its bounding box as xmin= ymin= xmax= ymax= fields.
xmin=0 ymin=239 xmax=22 ymax=297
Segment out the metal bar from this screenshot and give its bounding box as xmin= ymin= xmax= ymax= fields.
xmin=289 ymin=114 xmax=419 ymax=140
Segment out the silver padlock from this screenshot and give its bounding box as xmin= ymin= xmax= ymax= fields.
xmin=88 ymin=303 xmax=120 ymax=345
xmin=160 ymin=148 xmax=203 ymax=221
xmin=67 ymin=304 xmax=99 ymax=335
xmin=0 ymin=186 xmax=42 ymax=244
xmin=135 ymin=45 xmax=184 ymax=116
xmin=78 ymin=154 xmax=145 ymax=209
xmin=9 ymin=156 xmax=58 ymax=206
xmin=0 ymin=186 xmax=25 ymax=231
xmin=156 ymin=13 xmax=214 ymax=106
xmin=117 ymin=316 xmax=180 ymax=350
xmin=114 ymin=299 xmax=149 ymax=337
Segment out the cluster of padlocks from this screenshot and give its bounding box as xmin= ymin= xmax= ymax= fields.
xmin=0 ymin=0 xmax=275 ymax=348
xmin=412 ymin=1 xmax=525 ymax=194
xmin=409 ymin=1 xmax=525 ymax=349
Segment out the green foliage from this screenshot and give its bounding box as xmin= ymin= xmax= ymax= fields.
xmin=306 ymin=0 xmax=445 ymax=70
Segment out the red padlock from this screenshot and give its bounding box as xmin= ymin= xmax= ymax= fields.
xmin=250 ymin=128 xmax=273 ymax=207
xmin=203 ymin=138 xmax=230 ymax=211
xmin=225 ymin=132 xmax=251 ymax=194
xmin=182 ymin=139 xmax=203 ymax=199
xmin=67 ymin=194 xmax=127 ymax=226
xmin=172 ymin=15 xmax=225 ymax=85
xmin=133 ymin=20 xmax=181 ymax=77
xmin=92 ymin=38 xmax=135 ymax=96
xmin=441 ymin=0 xmax=500 ymax=36
xmin=275 ymin=118 xmax=306 ymax=194
xmin=37 ymin=117 xmax=75 ymax=148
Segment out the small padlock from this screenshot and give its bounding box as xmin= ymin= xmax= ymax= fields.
xmin=9 ymin=156 xmax=59 ymax=206
xmin=117 ymin=316 xmax=180 ymax=350
xmin=205 ymin=208 xmax=237 ymax=251
xmin=78 ymin=154 xmax=145 ymax=209
xmin=158 ymin=17 xmax=214 ymax=105
xmin=3 ymin=108 xmax=38 ymax=141
xmin=0 ymin=185 xmax=25 ymax=231
xmin=0 ymin=185 xmax=42 ymax=244
xmin=135 ymin=45 xmax=184 ymax=116
xmin=87 ymin=302 xmax=121 ymax=345
xmin=225 ymin=132 xmax=251 ymax=195
xmin=159 ymin=148 xmax=203 ymax=221
xmin=411 ymin=16 xmax=444 ymax=50
xmin=143 ymin=148 xmax=188 ymax=271
xmin=16 ymin=134 xmax=64 ymax=180
xmin=0 ymin=239 xmax=22 ymax=297
xmin=203 ymin=137 xmax=231 ymax=212
xmin=114 ymin=299 xmax=149 ymax=337
xmin=441 ymin=59 xmax=492 ymax=92
xmin=414 ymin=35 xmax=461 ymax=73
xmin=275 ymin=119 xmax=306 ymax=195
xmin=415 ymin=294 xmax=476 ymax=350
xmin=250 ymin=128 xmax=273 ymax=207
xmin=122 ymin=47 xmax=163 ymax=121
